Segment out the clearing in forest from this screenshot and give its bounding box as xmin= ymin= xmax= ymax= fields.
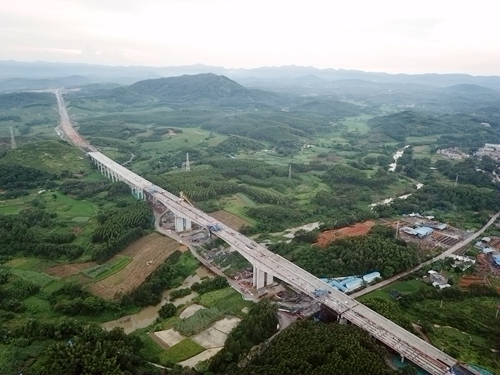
xmin=88 ymin=233 xmax=181 ymax=300
xmin=317 ymin=220 xmax=375 ymax=247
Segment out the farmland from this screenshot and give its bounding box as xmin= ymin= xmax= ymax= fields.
xmin=88 ymin=233 xmax=181 ymax=299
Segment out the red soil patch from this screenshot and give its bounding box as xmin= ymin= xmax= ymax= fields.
xmin=317 ymin=220 xmax=375 ymax=247
xmin=459 ymin=275 xmax=489 ymax=289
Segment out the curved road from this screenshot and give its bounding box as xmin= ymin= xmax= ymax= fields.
xmin=351 ymin=211 xmax=500 ymax=298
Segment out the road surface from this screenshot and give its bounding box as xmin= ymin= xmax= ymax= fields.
xmin=351 ymin=211 xmax=500 ymax=298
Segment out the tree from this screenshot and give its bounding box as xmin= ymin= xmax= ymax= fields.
xmin=159 ymin=303 xmax=177 ymax=319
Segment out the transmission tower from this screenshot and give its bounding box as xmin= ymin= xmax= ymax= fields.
xmin=288 ymin=164 xmax=292 ymax=180
xmin=185 ymin=152 xmax=190 ymax=171
xmin=10 ymin=127 xmax=16 ymax=149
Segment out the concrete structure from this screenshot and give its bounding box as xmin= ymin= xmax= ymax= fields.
xmin=87 ymin=150 xmax=457 ymax=375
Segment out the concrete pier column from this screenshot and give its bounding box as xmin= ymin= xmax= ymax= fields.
xmin=400 ymin=354 xmax=404 ymax=363
xmin=252 ymin=266 xmax=271 ymax=289
xmin=174 ymin=216 xmax=191 ymax=232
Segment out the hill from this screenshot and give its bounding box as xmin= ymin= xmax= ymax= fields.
xmin=127 ymin=73 xmax=283 ymax=107
xmin=0 ymin=75 xmax=92 ymax=93
xmin=0 ymin=92 xmax=56 ymax=109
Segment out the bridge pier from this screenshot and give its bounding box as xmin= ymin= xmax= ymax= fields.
xmin=252 ymin=266 xmax=273 ymax=289
xmin=89 ymin=155 xmax=146 ymax=200
xmin=175 ymin=216 xmax=192 ymax=232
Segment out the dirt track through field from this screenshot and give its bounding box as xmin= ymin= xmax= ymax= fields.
xmin=317 ymin=220 xmax=375 ymax=247
xmin=89 ymin=233 xmax=180 ymax=300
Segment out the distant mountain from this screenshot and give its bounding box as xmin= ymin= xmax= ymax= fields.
xmin=127 ymin=73 xmax=284 ymax=107
xmin=0 ymin=60 xmax=498 ymax=90
xmin=0 ymin=75 xmax=92 ymax=92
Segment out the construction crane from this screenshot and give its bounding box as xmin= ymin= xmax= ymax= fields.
xmin=179 ymin=191 xmax=196 ymax=207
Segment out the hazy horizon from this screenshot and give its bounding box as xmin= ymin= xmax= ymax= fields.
xmin=1 ymin=0 xmax=499 ymax=76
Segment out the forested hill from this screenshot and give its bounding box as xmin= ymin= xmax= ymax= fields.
xmin=127 ymin=73 xmax=283 ymax=106
xmin=0 ymin=92 xmax=56 ymax=109
xmin=368 ymin=110 xmax=500 ymax=144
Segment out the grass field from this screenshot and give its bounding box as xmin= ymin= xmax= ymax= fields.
xmin=358 ymin=279 xmax=426 ymax=302
xmin=8 ymin=268 xmax=58 ymax=288
xmin=0 ymin=139 xmax=91 ymax=173
xmin=82 ymin=256 xmax=132 ymax=280
xmin=159 ymin=338 xmax=205 ymax=364
xmin=342 ymin=115 xmax=372 ymax=134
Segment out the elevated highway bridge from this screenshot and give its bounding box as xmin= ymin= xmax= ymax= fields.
xmin=88 ymin=151 xmax=457 ymax=375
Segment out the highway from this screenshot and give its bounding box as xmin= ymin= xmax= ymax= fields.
xmin=351 ymin=211 xmax=500 ymax=298
xmin=55 ymin=89 xmax=457 ymax=375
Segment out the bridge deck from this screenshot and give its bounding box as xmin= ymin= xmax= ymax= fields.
xmin=88 ymin=151 xmax=457 ymax=375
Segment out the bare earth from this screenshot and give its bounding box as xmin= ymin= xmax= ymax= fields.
xmin=317 ymin=220 xmax=375 ymax=247
xmin=210 ymin=210 xmax=251 ymax=230
xmin=179 ymin=348 xmax=223 ymax=368
xmin=179 ymin=304 xmax=205 ymax=319
xmin=46 ymin=262 xmax=96 ymax=278
xmin=89 ymin=233 xmax=180 ymax=300
xmin=154 ymin=329 xmax=186 ymax=347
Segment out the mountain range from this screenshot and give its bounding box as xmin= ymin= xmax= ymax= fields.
xmin=0 ymin=60 xmax=498 ymax=91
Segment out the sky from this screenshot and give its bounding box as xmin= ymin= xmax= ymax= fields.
xmin=1 ymin=0 xmax=499 ymax=75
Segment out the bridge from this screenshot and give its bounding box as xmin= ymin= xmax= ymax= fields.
xmin=88 ymin=151 xmax=457 ymax=375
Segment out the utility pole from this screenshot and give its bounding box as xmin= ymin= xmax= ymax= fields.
xmin=395 ymin=221 xmax=399 ymax=239
xmin=185 ymin=152 xmax=190 ymax=171
xmin=10 ymin=127 xmax=16 ymax=149
xmin=288 ymin=164 xmax=292 ymax=181
xmin=454 ymin=174 xmax=458 ymax=188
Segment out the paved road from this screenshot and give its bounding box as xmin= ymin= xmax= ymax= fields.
xmin=351 ymin=211 xmax=500 ymax=298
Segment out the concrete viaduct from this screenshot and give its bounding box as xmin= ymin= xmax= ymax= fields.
xmin=89 ymin=150 xmax=457 ymax=375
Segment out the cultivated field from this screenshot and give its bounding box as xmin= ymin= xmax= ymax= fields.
xmin=46 ymin=261 xmax=97 ymax=278
xmin=89 ymin=233 xmax=181 ymax=299
xmin=210 ymin=210 xmax=252 ymax=230
xmin=317 ymin=220 xmax=375 ymax=247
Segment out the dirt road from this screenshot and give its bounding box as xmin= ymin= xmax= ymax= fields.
xmin=54 ymin=88 xmax=93 ymax=150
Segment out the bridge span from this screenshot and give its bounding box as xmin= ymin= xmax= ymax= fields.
xmin=88 ymin=150 xmax=457 ymax=375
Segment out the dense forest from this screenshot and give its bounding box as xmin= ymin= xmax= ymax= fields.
xmin=270 ymin=225 xmax=420 ymax=278
xmin=242 ymin=321 xmax=394 ymax=375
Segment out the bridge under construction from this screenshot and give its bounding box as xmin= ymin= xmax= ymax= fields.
xmin=54 ymin=87 xmax=458 ymax=375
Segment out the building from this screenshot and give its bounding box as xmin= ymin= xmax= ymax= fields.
xmin=363 ymin=272 xmax=381 ymax=283
xmin=414 ymin=226 xmax=434 ymax=238
xmin=427 ymin=222 xmax=448 ymax=230
xmin=343 ymin=278 xmax=364 ymax=292
xmin=493 ymin=255 xmax=500 ymax=267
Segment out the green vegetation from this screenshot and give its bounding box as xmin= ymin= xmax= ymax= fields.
xmin=126 ymin=251 xmax=199 ymax=307
xmin=174 ymin=307 xmax=225 ymax=336
xmin=160 ymin=338 xmax=205 ymax=364
xmin=270 ymin=225 xmax=420 ymax=279
xmin=191 ymin=275 xmax=228 ymax=295
xmin=158 ymin=303 xmax=177 ymax=319
xmin=82 ymin=256 xmax=131 ymax=279
xmin=243 ymin=321 xmax=394 ymax=375
xmin=209 ymin=300 xmax=279 ymax=373
xmin=362 ymin=283 xmax=500 ymax=373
